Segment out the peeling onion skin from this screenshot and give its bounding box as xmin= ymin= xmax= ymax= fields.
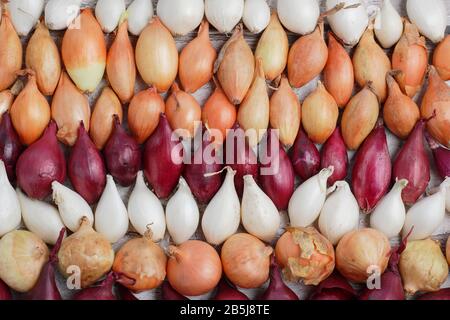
xmin=433 ymin=35 xmax=450 ymax=81
xmin=0 ymin=9 xmax=22 ymax=92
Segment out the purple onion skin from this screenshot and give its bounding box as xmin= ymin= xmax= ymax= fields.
xmin=143 ymin=114 xmax=184 ymax=199
xmin=310 ymin=289 xmax=355 ymax=300
xmin=184 ymin=136 xmax=223 ymax=204
xmin=393 ymin=120 xmax=430 ymax=205
xmin=69 ymin=122 xmax=106 ymax=204
xmin=16 ymin=121 xmax=66 ymax=200
xmin=213 ymin=279 xmax=249 ymax=300
xmin=260 ymin=258 xmax=298 ymax=300
xmin=118 ymin=285 xmax=138 ymax=300
xmin=290 ymin=127 xmax=320 ymax=181
xmin=0 ymin=280 xmax=12 ymax=300
xmin=260 ymin=130 xmax=295 ymax=210
xmin=104 ymin=116 xmax=142 ymax=187
xmin=73 ymin=273 xmax=117 ymax=300
xmin=417 ymin=289 xmax=450 ymax=300
xmin=321 ymin=127 xmax=348 ymax=186
xmin=309 ymin=272 xmax=356 ymax=300
xmin=352 ymin=122 xmax=392 ymax=212
xmin=0 ymin=113 xmax=22 ymax=181
xmin=161 ymin=281 xmax=188 ymax=300
xmin=426 ymin=133 xmax=450 ymax=179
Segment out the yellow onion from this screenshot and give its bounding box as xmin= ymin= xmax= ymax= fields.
xmin=353 ymin=27 xmax=391 ymax=102
xmin=399 ymin=238 xmax=449 ymax=295
xmin=179 ymin=20 xmax=216 ymax=93
xmin=0 ymin=89 xmax=14 ymax=118
xmin=324 ymin=32 xmax=354 ymax=107
xmin=341 ymin=84 xmax=380 ymax=150
xmin=288 ymin=23 xmax=328 ymax=88
xmin=90 ymin=87 xmax=123 ymax=150
xmin=51 ymin=72 xmax=91 ymax=146
xmin=392 ymin=21 xmax=428 ymax=98
xmin=255 ymin=12 xmax=289 ymax=81
xmin=237 ymin=58 xmax=269 ymax=146
xmin=128 ymin=87 xmax=165 ymax=144
xmin=269 ymin=75 xmax=301 ymax=147
xmin=58 ymin=217 xmax=114 ymax=288
xmin=433 ymin=35 xmax=450 ymax=81
xmin=62 ymin=9 xmax=106 ymax=93
xmin=421 ymin=66 xmax=450 ymax=148
xmin=166 ymin=83 xmax=202 ymax=139
xmin=215 ymin=24 xmax=255 ymax=105
xmin=301 ymin=81 xmax=338 ymax=144
xmin=135 ymin=17 xmax=178 ymax=93
xmin=25 ymin=21 xmax=61 ymax=96
xmin=106 ymin=18 xmax=136 ymax=104
xmin=384 ymin=72 xmax=420 ymax=139
xmin=0 ymin=8 xmax=22 ymax=92
xmin=336 ymin=228 xmax=391 ymax=283
xmin=275 ymin=227 xmax=335 ymax=286
xmin=10 ymin=72 xmax=51 ymax=145
xmin=221 ymin=233 xmax=273 ymax=289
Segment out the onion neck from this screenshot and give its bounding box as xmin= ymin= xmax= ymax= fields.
xmin=49 ymin=227 xmax=66 ymax=263
xmin=168 ymin=246 xmax=183 ymax=263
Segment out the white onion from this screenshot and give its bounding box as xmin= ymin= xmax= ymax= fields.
xmin=442 ymin=178 xmax=450 ymax=212
xmin=45 ymin=0 xmax=81 ymax=31
xmin=205 ymin=0 xmax=244 ymax=33
xmin=95 ymin=0 xmax=125 ymax=33
xmin=407 ymin=0 xmax=447 ymax=43
xmin=243 ymin=0 xmax=270 ymax=34
xmin=127 ymin=0 xmax=154 ymax=36
xmin=157 ymin=0 xmax=204 ymax=36
xmin=0 ymin=161 xmax=21 ymax=237
xmin=7 ymin=0 xmax=45 ymax=36
xmin=374 ymin=0 xmax=403 ymax=48
xmin=277 ymin=0 xmax=320 ymax=35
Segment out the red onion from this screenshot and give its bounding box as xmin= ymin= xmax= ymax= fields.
xmin=161 ymin=281 xmax=188 ymax=300
xmin=0 ymin=279 xmax=12 ymax=300
xmin=143 ymin=114 xmax=184 ymax=199
xmin=308 ymin=272 xmax=356 ymax=300
xmin=352 ymin=122 xmax=392 ymax=212
xmin=23 ymin=228 xmax=65 ymax=300
xmin=260 ymin=257 xmax=298 ymax=300
xmin=426 ymin=133 xmax=450 ymax=179
xmin=16 ymin=121 xmax=66 ymax=200
xmin=104 ymin=115 xmax=142 ymax=187
xmin=0 ymin=113 xmax=22 ymax=181
xmin=213 ymin=278 xmax=249 ymax=300
xmin=68 ymin=122 xmax=106 ymax=204
xmin=260 ymin=130 xmax=295 ymax=210
xmin=321 ymin=127 xmax=348 ymax=186
xmin=392 ymin=120 xmax=430 ymax=205
xmin=73 ymin=272 xmax=117 ymax=300
xmin=118 ymin=285 xmax=138 ymax=300
xmin=417 ymin=288 xmax=450 ymax=300
xmin=289 ymin=127 xmax=320 ymax=181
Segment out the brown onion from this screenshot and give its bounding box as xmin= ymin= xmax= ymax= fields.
xmin=136 ymin=17 xmax=178 ymax=93
xmin=221 ymin=233 xmax=273 ymax=289
xmin=392 ymin=21 xmax=428 ymax=97
xmin=301 ymin=81 xmax=338 ymax=144
xmin=433 ymin=35 xmax=450 ymax=80
xmin=128 ymin=87 xmax=165 ymax=144
xmin=51 ymin=72 xmax=91 ymax=146
xmin=275 ymin=227 xmax=335 ymax=286
xmin=0 ymin=89 xmax=14 ymax=117
xmin=269 ymin=75 xmax=301 ymax=147
xmin=288 ymin=23 xmax=328 ymax=88
xmin=179 ymin=20 xmax=216 ymax=93
xmin=215 ymin=24 xmax=255 ymax=105
xmin=341 ymin=84 xmax=379 ymax=150
xmin=167 ymin=240 xmax=222 ymax=296
xmin=0 ymin=8 xmax=22 ymax=91
xmin=336 ymin=228 xmax=391 ymax=283
xmin=384 ymin=72 xmax=420 ymax=139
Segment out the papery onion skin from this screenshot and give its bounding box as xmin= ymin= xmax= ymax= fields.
xmin=308 ymin=272 xmax=356 ymax=300
xmin=0 ymin=112 xmax=22 ymax=181
xmin=289 ymin=127 xmax=320 ymax=181
xmin=167 ymin=240 xmax=222 ymax=296
xmin=433 ymin=35 xmax=450 ymax=81
xmin=0 ymin=9 xmax=22 ymax=92
xmin=426 ymin=134 xmax=450 ymax=179
xmin=324 ymin=32 xmax=354 ymax=107
xmin=320 ymin=127 xmax=348 ymax=186
xmin=221 ymin=233 xmax=272 ymax=289
xmin=62 ymin=9 xmax=106 ymax=93
xmin=161 ymin=281 xmax=188 ymax=300
xmin=213 ymin=278 xmax=249 ymax=300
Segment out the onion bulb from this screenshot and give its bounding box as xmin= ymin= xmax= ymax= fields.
xmin=407 ymin=0 xmax=447 ymax=43
xmin=221 ymin=233 xmax=272 ymax=289
xmin=62 ymin=8 xmax=106 ymax=93
xmin=95 ymin=0 xmax=125 ymax=33
xmin=205 ymin=0 xmax=243 ymax=33
xmin=167 ymin=240 xmax=222 ymax=296
xmin=433 ymin=35 xmax=450 ymax=81
xmin=127 ymin=0 xmax=153 ymax=36
xmin=44 ymin=0 xmax=81 ymax=31
xmin=0 ymin=230 xmax=49 ymax=293
xmin=374 ymin=0 xmax=403 ymax=49
xmin=335 ymin=228 xmax=391 ymax=283
xmin=277 ymin=0 xmax=320 ymax=35
xmin=0 ymin=89 xmax=14 ymax=117
xmin=7 ymin=0 xmax=44 ymax=36
xmin=157 ymin=0 xmax=204 ymax=36
xmin=242 ymin=0 xmax=270 ymax=34
xmin=0 ymin=8 xmax=22 ymax=92
xmin=0 ymin=160 xmax=21 ymax=237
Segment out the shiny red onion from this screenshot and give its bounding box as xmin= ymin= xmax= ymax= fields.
xmin=143 ymin=114 xmax=184 ymax=199
xmin=68 ymin=122 xmax=106 ymax=204
xmin=260 ymin=257 xmax=298 ymax=300
xmin=104 ymin=115 xmax=142 ymax=187
xmin=213 ymin=278 xmax=249 ymax=300
xmin=16 ymin=121 xmax=66 ymax=199
xmin=417 ymin=288 xmax=450 ymax=300
xmin=290 ymin=127 xmax=320 ymax=181
xmin=73 ymin=272 xmax=117 ymax=300
xmin=393 ymin=120 xmax=430 ymax=205
xmin=426 ymin=133 xmax=450 ymax=179
xmin=0 ymin=113 xmax=22 ymax=181
xmin=260 ymin=130 xmax=295 ymax=210
xmin=161 ymin=281 xmax=188 ymax=300
xmin=0 ymin=279 xmax=12 ymax=300
xmin=352 ymin=121 xmax=392 ymax=212
xmin=321 ymin=127 xmax=348 ymax=186
xmin=308 ymin=272 xmax=356 ymax=300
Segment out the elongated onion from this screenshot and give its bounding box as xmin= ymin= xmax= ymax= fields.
xmin=0 ymin=89 xmax=14 ymax=117
xmin=0 ymin=8 xmax=22 ymax=92
xmin=433 ymin=35 xmax=450 ymax=81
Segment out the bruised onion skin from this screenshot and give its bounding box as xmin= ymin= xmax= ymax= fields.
xmin=143 ymin=113 xmax=184 ymax=199
xmin=213 ymin=278 xmax=249 ymax=300
xmin=16 ymin=121 xmax=66 ymax=200
xmin=433 ymin=35 xmax=450 ymax=80
xmin=426 ymin=133 xmax=450 ymax=179
xmin=69 ymin=122 xmax=106 ymax=204
xmin=0 ymin=112 xmax=22 ymax=181
xmin=73 ymin=272 xmax=117 ymax=300
xmin=392 ymin=119 xmax=430 ymax=204
xmin=161 ymin=281 xmax=188 ymax=300
xmin=289 ymin=127 xmax=320 ymax=181
xmin=320 ymin=127 xmax=348 ymax=186
xmin=0 ymin=279 xmax=11 ymax=300
xmin=260 ymin=257 xmax=298 ymax=300
xmin=308 ymin=272 xmax=356 ymax=300
xmin=351 ymin=122 xmax=392 ymax=212
xmin=417 ymin=289 xmax=450 ymax=300
xmin=104 ymin=116 xmax=141 ymax=187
